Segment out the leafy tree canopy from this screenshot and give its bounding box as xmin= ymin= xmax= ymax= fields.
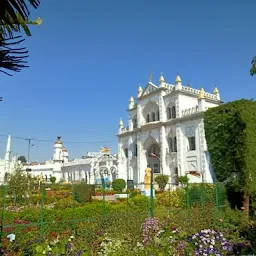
xmin=204 ymin=99 xmax=256 ymax=195
xmin=250 ymin=57 xmax=256 ymax=76
xmin=18 ymin=155 xmax=27 ymax=163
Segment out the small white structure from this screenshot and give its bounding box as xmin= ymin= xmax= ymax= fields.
xmin=117 ymin=73 xmax=222 ymax=186
xmin=0 ymin=135 xmax=18 ymax=184
xmin=21 ymin=136 xmax=118 ymax=184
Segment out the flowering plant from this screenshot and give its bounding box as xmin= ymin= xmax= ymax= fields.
xmin=141 ymin=217 xmax=160 ymax=245
xmin=191 ymin=229 xmax=233 ymax=255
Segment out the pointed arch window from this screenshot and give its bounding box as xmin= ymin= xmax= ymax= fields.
xmin=156 ymin=111 xmax=160 ymax=121
xmin=147 ymin=114 xmax=150 ymax=123
xmin=168 ymin=107 xmax=172 ymax=119
xmin=133 ymin=118 xmax=137 ymax=128
xmin=168 ymin=136 xmax=177 ymax=153
xmin=172 ymin=106 xmax=176 ymax=118
xmin=133 ymin=144 xmax=138 ymax=157
xmin=152 ymin=112 xmax=156 ymax=121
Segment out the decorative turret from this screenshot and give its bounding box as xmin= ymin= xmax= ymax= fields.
xmin=198 ymin=88 xmax=206 ymax=111
xmin=149 ymin=72 xmax=153 ymax=82
xmin=62 ymin=146 xmax=69 ymax=163
xmin=118 ymin=118 xmax=124 ymax=134
xmin=137 ymin=86 xmax=143 ymax=98
xmin=4 ymin=135 xmax=11 ymax=173
xmin=119 ymin=118 xmax=124 ymax=127
xmin=53 ymin=136 xmax=63 ymax=163
xmin=213 ymin=87 xmax=220 ymax=100
xmin=129 ymin=96 xmax=135 ymax=109
xmin=198 ymin=88 xmax=205 ymax=99
xmin=159 ymin=72 xmax=165 ymax=87
xmin=175 ymin=74 xmax=182 ymax=90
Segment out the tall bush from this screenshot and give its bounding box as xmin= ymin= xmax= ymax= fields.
xmin=204 ymin=99 xmax=256 ymax=213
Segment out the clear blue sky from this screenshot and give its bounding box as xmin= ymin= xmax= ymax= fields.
xmin=0 ymin=0 xmax=255 ymax=161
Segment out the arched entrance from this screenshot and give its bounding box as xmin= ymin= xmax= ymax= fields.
xmin=147 ymin=143 xmax=160 ymax=174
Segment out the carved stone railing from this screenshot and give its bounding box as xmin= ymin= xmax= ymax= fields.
xmin=182 ymin=106 xmax=199 ymax=116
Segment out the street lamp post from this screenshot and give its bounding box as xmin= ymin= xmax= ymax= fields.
xmin=150 ymin=153 xmax=163 ymax=174
xmin=25 ymin=138 xmax=34 ymax=172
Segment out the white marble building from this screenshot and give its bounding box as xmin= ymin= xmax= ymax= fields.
xmin=117 ymin=74 xmax=222 ymax=186
xmin=21 ymin=136 xmax=118 ymax=184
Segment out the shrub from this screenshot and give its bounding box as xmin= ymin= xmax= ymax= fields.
xmin=50 ymin=176 xmax=56 ymax=184
xmin=73 ymin=183 xmax=94 ymax=203
xmin=155 ymin=175 xmax=169 ymax=191
xmin=176 ymin=175 xmax=189 ymax=186
xmin=112 ymin=179 xmax=126 ymax=192
xmin=155 ymin=188 xmax=186 ymax=208
xmin=128 ymin=195 xmax=150 ymax=211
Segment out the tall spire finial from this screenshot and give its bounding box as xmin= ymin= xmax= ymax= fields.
xmin=149 ymin=72 xmax=152 ymax=82
xmin=159 ymin=72 xmax=165 ymax=83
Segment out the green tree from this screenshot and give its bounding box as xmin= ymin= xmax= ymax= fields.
xmin=0 ymin=0 xmax=42 ymax=75
xmin=6 ymin=167 xmax=37 ymax=204
xmin=250 ymin=57 xmax=256 ymax=76
xmin=204 ymin=99 xmax=256 ymax=215
xmin=155 ymin=174 xmax=169 ymax=191
xmin=18 ymin=155 xmax=27 ymax=163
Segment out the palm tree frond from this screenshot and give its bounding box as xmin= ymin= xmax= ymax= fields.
xmin=0 ymin=35 xmax=29 ymax=76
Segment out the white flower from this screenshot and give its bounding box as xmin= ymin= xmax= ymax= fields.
xmin=70 ymin=235 xmax=75 ymax=239
xmin=47 ymin=246 xmax=52 ymax=251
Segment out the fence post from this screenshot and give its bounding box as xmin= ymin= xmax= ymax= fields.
xmin=149 ymin=174 xmax=154 ymax=218
xmin=40 ymin=185 xmax=45 ymax=236
xmin=215 ymin=183 xmax=219 ymax=209
xmin=102 ymin=180 xmax=106 ymax=223
xmin=186 ymin=184 xmax=190 ymax=220
xmin=72 ymin=183 xmax=76 ymax=230
xmin=0 ymin=186 xmax=6 ymax=244
xmin=168 ymin=183 xmax=171 ymax=215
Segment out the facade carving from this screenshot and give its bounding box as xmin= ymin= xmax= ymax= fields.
xmin=117 ymin=74 xmax=222 ymax=186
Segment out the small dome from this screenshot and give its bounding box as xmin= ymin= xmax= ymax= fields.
xmin=214 ymin=87 xmax=219 ymax=94
xmin=198 ymin=88 xmax=205 ymax=99
xmin=138 ymin=86 xmax=143 ymax=93
xmin=175 ymin=75 xmax=182 ymax=83
xmin=62 ymin=147 xmax=67 ymax=152
xmin=159 ymin=72 xmax=165 ymax=82
xmin=129 ymin=96 xmax=134 ymax=102
xmin=55 ymin=136 xmax=62 ymax=144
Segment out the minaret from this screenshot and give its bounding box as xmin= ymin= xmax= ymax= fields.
xmin=175 ymin=75 xmax=182 ymax=90
xmin=159 ymin=72 xmax=165 ymax=88
xmin=118 ymin=118 xmax=124 ymax=134
xmin=4 ymin=135 xmax=11 ymax=173
xmin=53 ymin=136 xmax=63 ymax=163
xmin=198 ymin=88 xmax=206 ymax=112
xmin=213 ymin=87 xmax=220 ymax=100
xmin=129 ymin=96 xmax=134 ymax=110
xmin=137 ymin=86 xmax=143 ymax=98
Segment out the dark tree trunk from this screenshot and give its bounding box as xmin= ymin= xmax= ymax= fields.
xmin=243 ymin=193 xmax=250 ymax=218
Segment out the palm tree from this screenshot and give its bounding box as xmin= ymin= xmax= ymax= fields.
xmin=0 ymin=0 xmax=42 ymax=75
xmin=250 ymin=57 xmax=256 ymax=76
